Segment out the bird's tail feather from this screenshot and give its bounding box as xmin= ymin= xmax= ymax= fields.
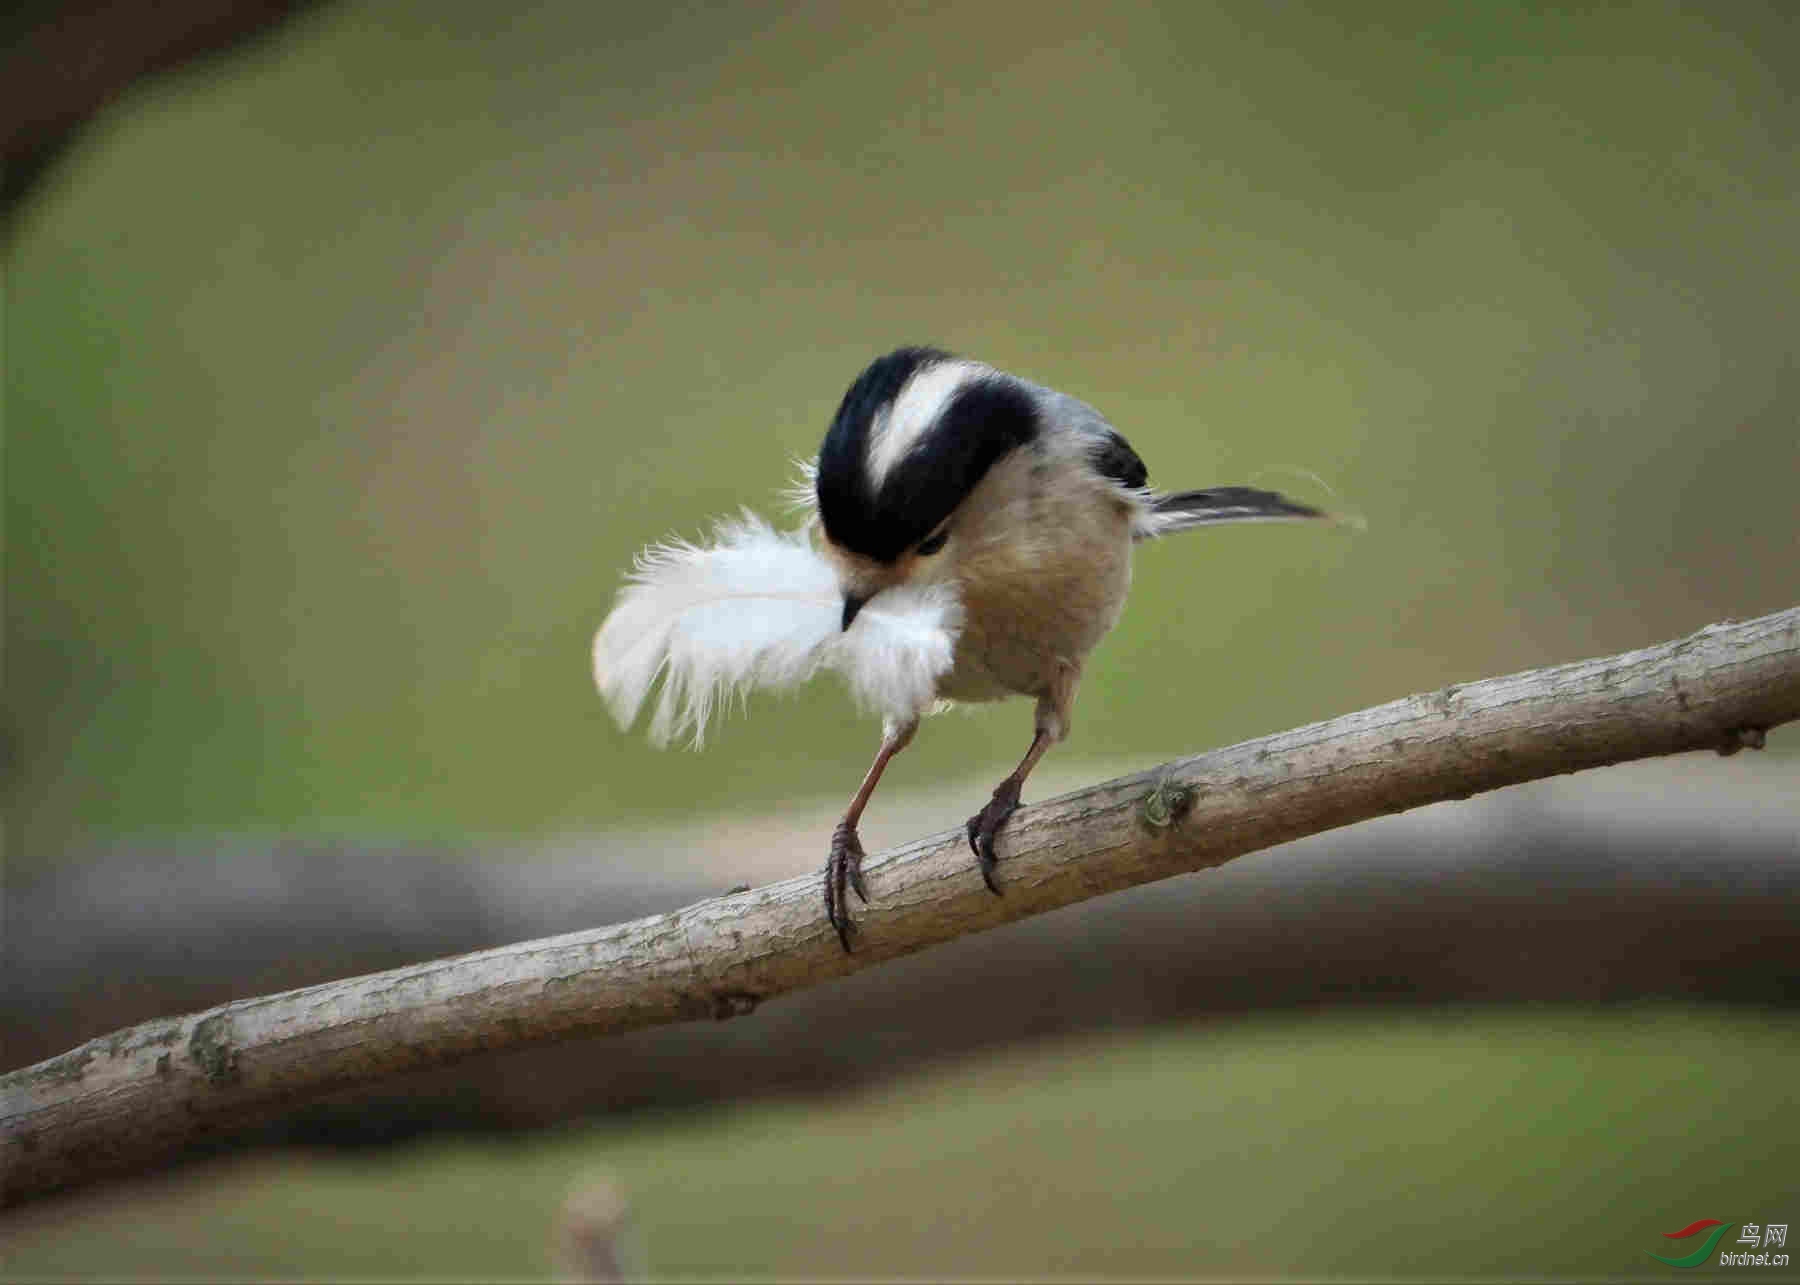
xmin=592 ymin=513 xmax=961 ymax=748
xmin=1132 ymin=486 xmax=1331 ymax=541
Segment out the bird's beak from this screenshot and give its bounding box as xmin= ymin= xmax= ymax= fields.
xmin=841 ymin=593 xmax=869 ymax=631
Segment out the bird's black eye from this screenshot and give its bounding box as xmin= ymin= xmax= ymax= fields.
xmin=916 ymin=529 xmax=949 ymax=556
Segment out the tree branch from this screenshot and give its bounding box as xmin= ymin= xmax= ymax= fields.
xmin=5 ymin=606 xmax=1798 ymax=1207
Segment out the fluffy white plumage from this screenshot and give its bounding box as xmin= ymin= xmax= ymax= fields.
xmin=592 ymin=513 xmax=961 ymax=748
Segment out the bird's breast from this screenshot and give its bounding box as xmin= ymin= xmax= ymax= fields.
xmin=932 ymin=452 xmax=1135 ymax=704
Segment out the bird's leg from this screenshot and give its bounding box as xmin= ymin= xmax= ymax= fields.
xmin=825 ymin=718 xmax=917 ymax=951
xmin=966 ymin=661 xmax=1079 ymax=894
xmin=965 ymin=729 xmax=1051 ymax=894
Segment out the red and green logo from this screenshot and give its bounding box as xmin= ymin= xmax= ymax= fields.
xmin=1649 ymin=1219 xmax=1736 ymax=1268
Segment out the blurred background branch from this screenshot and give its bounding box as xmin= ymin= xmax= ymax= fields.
xmin=7 ymin=604 xmax=1796 ymax=1210
xmin=1 ymin=0 xmax=322 ymax=221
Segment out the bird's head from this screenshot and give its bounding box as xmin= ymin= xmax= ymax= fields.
xmin=812 ymin=347 xmax=1040 ymax=629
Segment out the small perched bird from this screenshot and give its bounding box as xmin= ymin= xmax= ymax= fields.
xmin=594 ymin=347 xmax=1330 ymax=950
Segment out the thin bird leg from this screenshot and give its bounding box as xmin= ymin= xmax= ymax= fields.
xmin=967 ymin=660 xmax=1079 ymax=894
xmin=965 ymin=729 xmax=1053 ymax=894
xmin=825 ymin=718 xmax=916 ymax=951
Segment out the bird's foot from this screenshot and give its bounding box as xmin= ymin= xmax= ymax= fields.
xmin=823 ymin=818 xmax=868 ymax=952
xmin=966 ymin=778 xmax=1022 ymax=896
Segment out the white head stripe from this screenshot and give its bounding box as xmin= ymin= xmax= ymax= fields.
xmin=864 ymin=359 xmax=989 ymax=490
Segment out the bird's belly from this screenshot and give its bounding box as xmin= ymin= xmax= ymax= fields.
xmin=937 ymin=523 xmax=1133 ymax=704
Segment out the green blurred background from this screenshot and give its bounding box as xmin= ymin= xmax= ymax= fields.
xmin=5 ymin=1 xmax=1797 ymax=1279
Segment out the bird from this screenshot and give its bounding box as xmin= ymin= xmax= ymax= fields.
xmin=593 ymin=346 xmax=1332 ymax=951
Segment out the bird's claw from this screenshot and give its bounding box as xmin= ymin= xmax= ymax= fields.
xmin=824 ymin=818 xmax=866 ymax=952
xmin=965 ymin=782 xmax=1021 ymax=896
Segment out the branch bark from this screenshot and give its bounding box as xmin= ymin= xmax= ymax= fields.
xmin=6 ymin=606 xmax=1798 ymax=1207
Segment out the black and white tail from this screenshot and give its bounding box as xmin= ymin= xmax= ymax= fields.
xmin=1132 ymin=486 xmax=1328 ymax=541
